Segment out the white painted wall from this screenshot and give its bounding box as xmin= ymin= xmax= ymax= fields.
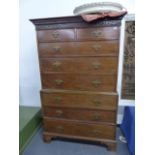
xmin=19 ymin=0 xmax=135 ymax=115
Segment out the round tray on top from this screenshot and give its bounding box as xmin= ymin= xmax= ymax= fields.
xmin=73 ymin=2 xmax=127 ymax=22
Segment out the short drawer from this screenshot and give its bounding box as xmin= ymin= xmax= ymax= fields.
xmin=38 ymin=41 xmax=119 ymax=57
xmin=37 ymin=29 xmax=75 ymax=42
xmin=40 ymin=57 xmax=118 ymax=74
xmin=44 ymin=107 xmax=116 ymax=123
xmin=76 ymin=27 xmax=119 ymax=41
xmin=41 ymin=90 xmax=118 ymax=110
xmin=43 ymin=118 xmax=116 ymax=140
xmin=41 ymin=73 xmax=117 ymax=92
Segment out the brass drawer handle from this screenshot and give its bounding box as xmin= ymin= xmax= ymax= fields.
xmin=92 ymin=130 xmax=102 ymax=136
xmin=54 ymin=96 xmax=62 ymax=103
xmin=52 ymin=31 xmax=60 ymax=39
xmin=91 ymin=31 xmax=102 ymax=37
xmin=92 ymin=44 xmax=101 ymax=51
xmin=52 ymin=61 xmax=62 ymax=68
xmin=92 ymin=80 xmax=101 ymax=87
xmin=55 ymin=79 xmax=63 ymax=85
xmin=53 ymin=45 xmax=61 ymax=52
xmin=92 ymin=62 xmax=101 ymax=69
xmin=55 ymin=110 xmax=63 ymax=117
xmin=93 ymin=100 xmax=101 ymax=106
xmin=92 ymin=113 xmax=101 ymax=121
xmin=56 ymin=125 xmax=64 ymax=132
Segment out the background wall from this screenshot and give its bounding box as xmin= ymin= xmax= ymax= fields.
xmin=19 ymin=0 xmax=135 ymax=123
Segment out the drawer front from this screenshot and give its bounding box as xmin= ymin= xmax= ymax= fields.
xmin=44 ymin=107 xmax=116 ymax=123
xmin=38 ymin=41 xmax=119 ymax=57
xmin=41 ymin=73 xmax=117 ymax=91
xmin=77 ymin=27 xmax=119 ymax=41
xmin=44 ymin=118 xmax=116 ymax=140
xmin=40 ymin=57 xmax=118 ymax=74
xmin=37 ymin=29 xmax=75 ymax=42
xmin=41 ymin=90 xmax=118 ymax=110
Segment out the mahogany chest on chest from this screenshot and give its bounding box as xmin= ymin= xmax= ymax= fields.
xmin=31 ymin=16 xmax=122 ymax=151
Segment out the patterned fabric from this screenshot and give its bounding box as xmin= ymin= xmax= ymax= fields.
xmin=121 ymin=21 xmax=135 ymax=99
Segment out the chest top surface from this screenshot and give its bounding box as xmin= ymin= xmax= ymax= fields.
xmin=30 ymin=15 xmax=123 ymax=30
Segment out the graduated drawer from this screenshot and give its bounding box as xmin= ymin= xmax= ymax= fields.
xmin=76 ymin=27 xmax=119 ymax=41
xmin=40 ymin=57 xmax=118 ymax=74
xmin=43 ymin=107 xmax=116 ymax=123
xmin=37 ymin=29 xmax=75 ymax=42
xmin=41 ymin=90 xmax=118 ymax=110
xmin=41 ymin=73 xmax=117 ymax=92
xmin=43 ymin=118 xmax=116 ymax=140
xmin=38 ymin=41 xmax=119 ymax=57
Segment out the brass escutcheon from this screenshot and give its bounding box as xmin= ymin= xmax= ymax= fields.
xmin=92 ymin=130 xmax=102 ymax=136
xmin=93 ymin=100 xmax=101 ymax=106
xmin=53 ymin=45 xmax=61 ymax=52
xmin=55 ymin=79 xmax=63 ymax=85
xmin=52 ymin=31 xmax=60 ymax=39
xmin=91 ymin=31 xmax=102 ymax=37
xmin=55 ymin=110 xmax=63 ymax=117
xmin=54 ymin=96 xmax=62 ymax=103
xmin=56 ymin=125 xmax=64 ymax=132
xmin=52 ymin=61 xmax=62 ymax=68
xmin=92 ymin=44 xmax=102 ymax=51
xmin=92 ymin=62 xmax=101 ymax=69
xmin=92 ymin=80 xmax=101 ymax=87
xmin=93 ymin=113 xmax=101 ymax=120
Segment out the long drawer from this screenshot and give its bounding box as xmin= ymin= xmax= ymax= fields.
xmin=38 ymin=41 xmax=119 ymax=57
xmin=41 ymin=73 xmax=117 ymax=91
xmin=43 ymin=118 xmax=116 ymax=140
xmin=43 ymin=107 xmax=116 ymax=123
xmin=40 ymin=57 xmax=118 ymax=74
xmin=41 ymin=90 xmax=118 ymax=110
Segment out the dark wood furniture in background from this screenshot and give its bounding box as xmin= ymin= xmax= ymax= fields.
xmin=121 ymin=20 xmax=135 ymax=99
xmin=31 ymin=16 xmax=123 ymax=151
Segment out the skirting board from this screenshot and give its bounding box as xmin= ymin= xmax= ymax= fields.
xmin=19 ymin=106 xmax=42 ymax=154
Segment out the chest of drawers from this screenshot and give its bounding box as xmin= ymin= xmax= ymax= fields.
xmin=31 ymin=16 xmax=122 ymax=151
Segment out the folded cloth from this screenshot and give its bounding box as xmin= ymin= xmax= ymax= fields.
xmin=81 ymin=8 xmax=127 ymax=22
